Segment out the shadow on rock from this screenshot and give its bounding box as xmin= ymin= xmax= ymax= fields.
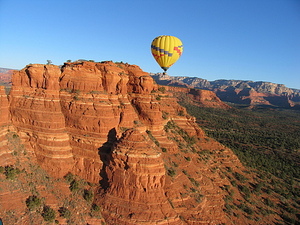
xmin=98 ymin=128 xmax=117 ymax=191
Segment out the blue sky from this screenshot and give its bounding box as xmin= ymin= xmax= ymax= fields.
xmin=1 ymin=0 xmax=299 ymax=89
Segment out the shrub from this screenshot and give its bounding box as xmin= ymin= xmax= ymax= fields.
xmin=234 ymin=172 xmax=247 ymax=182
xmin=92 ymin=203 xmax=100 ymax=212
xmin=238 ymin=203 xmax=254 ymax=215
xmin=226 ymin=167 xmax=233 ymax=173
xmin=264 ymin=198 xmax=274 ymax=208
xmin=240 ymin=186 xmax=249 ymax=194
xmin=178 ymin=110 xmax=185 ymax=116
xmin=64 ymin=172 xmax=75 ymax=183
xmin=158 ymin=86 xmax=166 ymax=93
xmin=254 ymin=182 xmax=264 ymax=192
xmin=182 ymin=169 xmax=188 ymax=176
xmin=69 ymin=179 xmax=80 ymax=192
xmin=188 ymin=177 xmax=200 ymax=187
xmin=42 ymin=205 xmax=56 ymax=222
xmin=280 ymin=214 xmax=295 ymax=224
xmin=58 ymin=207 xmax=71 ymax=219
xmin=167 ymin=168 xmax=176 ymax=177
xmin=185 ymin=156 xmax=191 ymax=161
xmin=146 ymin=130 xmax=160 ymax=147
xmin=224 ymin=203 xmax=233 ymax=213
xmin=26 ymin=195 xmax=42 ymax=211
xmin=90 ymin=203 xmax=101 ymax=218
xmin=172 ymin=161 xmax=178 ymax=167
xmin=83 ymin=189 xmax=94 ymax=202
xmin=4 ymin=165 xmax=21 ymax=180
xmin=162 ymin=111 xmax=169 ymax=120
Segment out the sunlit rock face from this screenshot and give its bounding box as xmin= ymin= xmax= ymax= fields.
xmin=0 ymin=86 xmax=13 ymax=165
xmin=7 ymin=61 xmax=248 ymax=224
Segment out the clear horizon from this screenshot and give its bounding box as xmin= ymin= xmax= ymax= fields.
xmin=1 ymin=0 xmax=299 ymax=89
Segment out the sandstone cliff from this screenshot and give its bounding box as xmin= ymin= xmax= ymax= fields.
xmin=0 ymin=86 xmax=13 ymax=165
xmin=0 ymin=62 xmax=281 ymax=224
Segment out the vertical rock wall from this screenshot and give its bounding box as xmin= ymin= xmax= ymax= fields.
xmin=9 ymin=61 xmax=159 ymax=182
xmin=9 ymin=65 xmax=74 ymax=177
xmin=100 ymin=129 xmax=180 ymax=224
xmin=0 ymin=86 xmax=12 ymax=165
xmin=8 ymin=61 xmax=243 ymax=224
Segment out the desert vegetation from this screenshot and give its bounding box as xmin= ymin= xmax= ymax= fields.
xmin=180 ymin=101 xmax=300 ymax=224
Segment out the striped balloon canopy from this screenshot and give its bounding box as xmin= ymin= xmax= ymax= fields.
xmin=151 ymin=35 xmax=183 ymax=73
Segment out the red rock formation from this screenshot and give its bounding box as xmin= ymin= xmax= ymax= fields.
xmin=165 ymin=86 xmax=230 ymax=109
xmin=58 ymin=61 xmax=158 ymax=182
xmin=100 ymin=129 xmax=180 ymax=224
xmin=0 ymin=86 xmax=13 ymax=165
xmin=0 ymin=86 xmax=9 ymax=126
xmin=10 ymin=64 xmax=74 ymax=177
xmin=7 ymin=61 xmax=260 ymax=224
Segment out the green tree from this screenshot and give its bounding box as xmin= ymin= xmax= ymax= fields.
xmin=26 ymin=195 xmax=42 ymax=211
xmin=69 ymin=179 xmax=80 ymax=192
xmin=42 ymin=205 xmax=56 ymax=222
xmin=83 ymin=189 xmax=94 ymax=202
xmin=58 ymin=207 xmax=71 ymax=219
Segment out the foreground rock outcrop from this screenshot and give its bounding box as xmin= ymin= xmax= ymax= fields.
xmin=99 ymin=129 xmax=180 ymax=224
xmin=0 ymin=61 xmax=282 ymax=224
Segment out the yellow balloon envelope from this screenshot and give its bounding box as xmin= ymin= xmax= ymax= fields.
xmin=151 ymin=35 xmax=183 ymax=72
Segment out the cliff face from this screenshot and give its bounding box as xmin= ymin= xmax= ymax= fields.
xmin=9 ymin=62 xmax=157 ymax=181
xmin=10 ymin=64 xmax=74 ymax=177
xmin=0 ymin=86 xmax=13 ymax=165
xmin=100 ymin=129 xmax=179 ymax=224
xmin=2 ymin=61 xmax=278 ymax=224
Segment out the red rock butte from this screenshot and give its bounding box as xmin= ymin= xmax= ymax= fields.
xmin=0 ymin=61 xmax=260 ymax=224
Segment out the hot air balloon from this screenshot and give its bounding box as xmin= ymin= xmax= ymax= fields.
xmin=151 ymin=35 xmax=183 ymax=74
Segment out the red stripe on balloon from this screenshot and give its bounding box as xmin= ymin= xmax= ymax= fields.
xmin=152 ymin=53 xmax=165 ymax=59
xmin=173 ymin=46 xmax=182 ymax=56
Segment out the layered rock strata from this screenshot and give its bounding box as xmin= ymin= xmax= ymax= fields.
xmin=8 ymin=61 xmax=248 ymax=224
xmin=100 ymin=129 xmax=180 ymax=224
xmin=0 ymin=86 xmax=13 ymax=165
xmin=9 ymin=62 xmax=160 ymax=181
xmin=10 ymin=65 xmax=74 ymax=177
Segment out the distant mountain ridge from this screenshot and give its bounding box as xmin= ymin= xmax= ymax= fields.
xmin=0 ymin=67 xmax=14 ymax=86
xmin=151 ymin=73 xmax=300 ymax=108
xmin=0 ymin=67 xmax=14 ymax=73
xmin=151 ymin=73 xmax=300 ymax=94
